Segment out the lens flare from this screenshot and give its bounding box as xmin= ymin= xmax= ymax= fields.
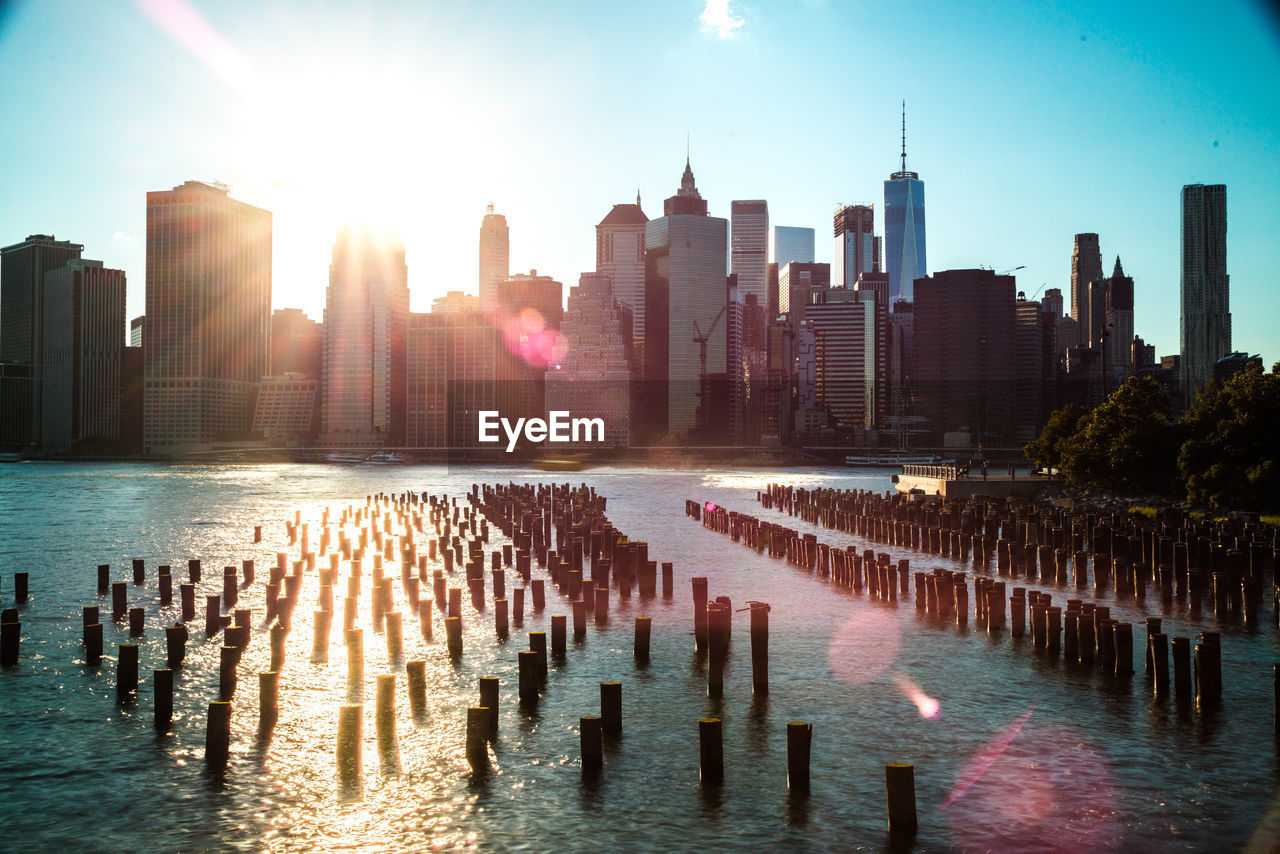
xmin=827 ymin=608 xmax=902 ymax=686
xmin=892 ymin=672 xmax=940 ymax=718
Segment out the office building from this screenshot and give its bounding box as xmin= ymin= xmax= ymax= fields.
xmin=478 ymin=204 xmax=509 ymax=316
xmin=731 ymin=200 xmax=769 ymax=307
xmin=1014 ymin=294 xmax=1054 ymax=444
xmin=252 ymin=373 xmax=317 ymax=442
xmin=1180 ymin=183 xmax=1230 ymax=407
xmin=144 ymin=181 xmax=271 ymax=454
xmin=431 ymin=291 xmax=479 ymax=314
xmin=805 ymin=286 xmax=881 ymax=431
xmin=913 ymin=269 xmax=1017 ymax=445
xmin=320 ymin=224 xmax=408 ymax=447
xmin=778 ymin=262 xmax=831 ymax=332
xmin=497 ymin=271 xmax=563 ymax=334
xmin=0 ymin=363 xmax=34 ymax=448
xmin=596 ymin=197 xmax=649 ymax=376
xmin=884 ymin=109 xmax=926 ymax=305
xmin=831 ymin=204 xmax=879 ymax=289
xmin=1214 ymin=352 xmax=1261 ymax=383
xmin=726 ymin=282 xmax=767 ymax=445
xmin=130 ymin=316 xmax=144 ymax=348
xmin=40 ymin=259 xmax=125 ymax=453
xmin=270 ymin=307 xmax=322 ymax=378
xmin=120 ymin=346 xmax=143 ymax=455
xmin=1104 ymin=257 xmax=1134 ymax=392
xmin=771 ymin=225 xmax=815 ymax=269
xmin=406 ymin=311 xmax=524 ymax=449
xmin=1 ymin=233 xmax=84 ymax=443
xmin=1042 ymin=288 xmax=1064 ymax=319
xmin=545 ymin=272 xmax=632 ymax=447
xmin=1070 ymin=233 xmax=1102 ymax=328
xmin=643 ymin=158 xmax=728 ymax=442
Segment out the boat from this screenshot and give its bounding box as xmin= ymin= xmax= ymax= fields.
xmin=845 ymin=453 xmax=943 ymax=467
xmin=535 ymin=457 xmax=584 ymax=472
xmin=362 ymin=451 xmax=408 ymax=464
xmin=325 ymin=453 xmax=364 ymax=464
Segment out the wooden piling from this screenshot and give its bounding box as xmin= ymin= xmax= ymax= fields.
xmin=1172 ymin=637 xmax=1192 ymax=702
xmin=634 ymin=616 xmax=651 ymax=662
xmin=205 ymin=701 xmax=232 ymax=771
xmin=117 ymin=643 xmax=139 ymax=695
xmin=581 ymin=716 xmax=603 ymax=775
xmin=376 ymin=674 xmax=398 ymax=766
xmin=259 ymin=671 xmax=279 ymax=729
xmin=406 ymin=660 xmax=427 ymax=718
xmin=699 ymin=718 xmax=724 ymax=785
xmin=885 ymin=763 xmax=918 ymax=837
xmin=551 ymin=615 xmax=567 ymax=658
xmin=445 ymin=616 xmax=463 ymax=657
xmin=466 ymin=707 xmax=489 ymax=772
xmin=336 ymin=704 xmax=362 ymax=789
xmin=219 ymin=645 xmax=238 ymax=700
xmin=518 ymin=650 xmax=539 ymax=706
xmin=600 ymin=682 xmax=622 ymax=734
xmin=787 ymin=722 xmax=812 ymax=792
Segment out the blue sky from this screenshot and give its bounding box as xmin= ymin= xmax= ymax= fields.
xmin=1 ymin=0 xmax=1277 ymax=363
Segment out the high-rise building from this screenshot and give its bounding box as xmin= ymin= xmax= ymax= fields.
xmin=804 ymin=286 xmax=881 ymax=430
xmin=1180 ymin=183 xmax=1229 ymax=407
xmin=144 ymin=181 xmax=271 ymax=454
xmin=1014 ymin=294 xmax=1054 ymax=444
xmin=406 ymin=311 xmax=524 ymax=449
xmin=778 ymin=262 xmax=831 ymax=332
xmin=770 ymin=226 xmax=815 ymax=269
xmin=478 ymin=204 xmax=509 ymax=316
xmin=431 ymin=291 xmax=479 ymax=314
xmin=40 ymin=259 xmax=125 ymax=453
xmin=0 ymin=363 xmax=34 ymax=449
xmin=252 ymin=373 xmax=317 ymax=442
xmin=726 ymin=282 xmax=767 ymax=445
xmin=320 ymin=224 xmax=409 ymax=448
xmin=1 ymin=233 xmax=84 ymax=443
xmin=497 ymin=271 xmax=563 ymax=334
xmin=731 ymin=200 xmax=769 ymax=307
xmin=596 ymin=197 xmax=648 ymax=375
xmin=854 ymin=271 xmax=890 ymax=429
xmin=545 ymin=272 xmax=633 ymax=447
xmin=270 ymin=307 xmax=322 ymax=378
xmin=887 ymin=299 xmax=915 ymax=442
xmin=884 ymin=107 xmax=926 ymax=306
xmin=766 ymin=262 xmax=779 ymax=320
xmin=1104 ymin=257 xmax=1134 ymax=392
xmin=643 ymin=158 xmax=728 ymax=442
xmin=130 ymin=316 xmax=144 ymax=348
xmin=1070 ymin=233 xmax=1102 ymax=327
xmin=831 ymin=204 xmax=879 ymax=289
xmin=1042 ymin=288 xmax=1064 ymax=319
xmin=913 ymin=269 xmax=1017 ymax=445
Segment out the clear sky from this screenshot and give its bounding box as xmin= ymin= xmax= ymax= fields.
xmin=1 ymin=0 xmax=1277 ymax=363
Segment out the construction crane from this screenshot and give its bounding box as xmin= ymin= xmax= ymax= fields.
xmin=997 ymin=265 xmax=1026 ymax=275
xmin=692 ymin=303 xmax=729 ymax=383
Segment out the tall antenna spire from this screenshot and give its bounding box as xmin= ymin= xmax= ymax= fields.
xmin=686 ymin=130 xmax=690 ymax=165
xmin=900 ymin=100 xmax=907 ymax=174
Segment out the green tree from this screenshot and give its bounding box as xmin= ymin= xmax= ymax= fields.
xmin=1058 ymin=376 xmax=1181 ymax=493
xmin=1024 ymin=403 xmax=1089 ymax=473
xmin=1178 ymin=362 xmax=1280 ymax=512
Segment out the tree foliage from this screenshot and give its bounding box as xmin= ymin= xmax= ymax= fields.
xmin=1024 ymin=403 xmax=1088 ymax=473
xmin=1178 ymin=362 xmax=1280 ymax=512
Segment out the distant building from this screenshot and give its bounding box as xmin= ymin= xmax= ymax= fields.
xmin=831 ymin=204 xmax=879 ymax=289
xmin=805 ymin=286 xmax=881 ymax=431
xmin=771 ymin=225 xmax=815 ymax=269
xmin=1214 ymin=352 xmax=1261 ymax=383
xmin=1104 ymin=257 xmax=1134 ymax=391
xmin=1042 ymin=288 xmax=1064 ymax=319
xmin=144 ymin=181 xmax=271 ymax=455
xmin=854 ymin=271 xmax=890 ymax=429
xmin=270 ymin=307 xmax=321 ymax=378
xmin=130 ymin=315 xmax=144 ymax=348
xmin=545 ymin=272 xmax=632 ymax=447
xmin=1014 ymin=294 xmax=1054 ymax=444
xmin=766 ymin=262 xmax=779 ymax=320
xmin=120 ymin=346 xmax=143 ymax=455
xmin=731 ymin=200 xmax=769 ymax=308
xmin=1070 ymin=233 xmax=1102 ymax=329
xmin=0 ymin=363 xmax=34 ymax=449
xmin=498 ymin=271 xmax=563 ymax=334
xmin=596 ymin=197 xmax=649 ymax=376
xmin=726 ymin=283 xmax=767 ymax=445
xmin=884 ymin=110 xmax=926 ymax=305
xmin=41 ymin=259 xmax=125 ymax=453
xmin=321 ymin=224 xmax=408 ymax=448
xmin=478 ymin=204 xmax=509 ymax=316
xmin=1132 ymin=336 xmax=1157 ymax=375
xmin=1 ymin=233 xmax=84 ymax=443
xmin=778 ymin=262 xmax=831 ymax=333
xmin=888 ymin=299 xmax=915 ymax=439
xmin=913 ymin=269 xmax=1017 ymax=445
xmin=431 ymin=291 xmax=479 ymax=314
xmin=1181 ymin=183 xmax=1230 ymax=408
xmin=252 ymin=373 xmax=317 ymax=442
xmin=406 ymin=311 xmax=524 ymax=449
xmin=642 ymin=158 xmax=728 ymax=442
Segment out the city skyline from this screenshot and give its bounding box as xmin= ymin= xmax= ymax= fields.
xmin=0 ymin=0 xmax=1278 ymax=366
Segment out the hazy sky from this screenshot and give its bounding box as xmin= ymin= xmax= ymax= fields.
xmin=1 ymin=0 xmax=1277 ymax=363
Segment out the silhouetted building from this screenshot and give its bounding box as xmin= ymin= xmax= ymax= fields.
xmin=1014 ymin=293 xmax=1054 ymax=444
xmin=498 ymin=271 xmax=563 ymax=333
xmin=320 ymin=224 xmax=408 ymax=448
xmin=120 ymin=346 xmax=143 ymax=455
xmin=1104 ymin=257 xmax=1134 ymax=391
xmin=888 ymin=299 xmax=915 ymax=440
xmin=727 ymin=284 xmax=767 ymax=445
xmin=1214 ymin=352 xmax=1261 ymax=383
xmin=1 ymin=233 xmax=84 ymax=443
xmin=854 ymin=271 xmax=890 ymax=429
xmin=1042 ymin=288 xmax=1064 ymax=320
xmin=545 ymin=272 xmax=632 ymax=447
xmin=144 ymin=181 xmax=271 ymax=454
xmin=596 ymin=197 xmax=649 ymax=377
xmin=0 ymin=363 xmax=34 ymax=449
xmin=884 ymin=109 xmax=925 ymax=305
xmin=1181 ymin=183 xmax=1230 ymax=408
xmin=431 ymin=291 xmax=479 ymax=314
xmin=771 ymin=225 xmax=815 ymax=269
xmin=731 ymin=200 xmax=769 ymax=308
xmin=643 ymin=158 xmax=728 ymax=442
xmin=271 ymin=308 xmax=322 ymax=378
xmin=805 ymin=286 xmax=882 ymax=431
xmin=766 ymin=262 xmax=779 ymax=320
xmin=1064 ymin=346 xmax=1103 ymax=408
xmin=478 ymin=204 xmax=509 ymax=316
xmin=760 ymin=318 xmax=794 ymax=447
xmin=406 ymin=311 xmax=524 ymax=449
xmin=41 ymin=259 xmax=125 ymax=453
xmin=1070 ymin=232 xmax=1102 ymax=329
xmin=913 ymin=269 xmax=1016 ymax=445
xmin=832 ymin=204 xmax=879 ymax=289
xmin=130 ymin=315 xmax=144 ymax=347
xmin=778 ymin=262 xmax=830 ymax=333
xmin=1132 ymin=336 xmax=1157 ymax=375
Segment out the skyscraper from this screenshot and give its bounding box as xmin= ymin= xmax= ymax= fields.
xmin=805 ymin=287 xmax=881 ymax=430
xmin=270 ymin=307 xmax=322 ymax=378
xmin=596 ymin=196 xmax=649 ymax=375
xmin=771 ymin=226 xmax=815 ymax=269
xmin=320 ymin=224 xmax=409 ymax=447
xmin=40 ymin=259 xmax=125 ymax=453
xmin=144 ymin=181 xmax=271 ymax=455
xmin=731 ymin=200 xmax=769 ymax=307
xmin=778 ymin=262 xmax=831 ymax=333
xmin=1070 ymin=233 xmax=1102 ymax=328
xmin=831 ymin=204 xmax=879 ymax=289
xmin=1105 ymin=257 xmax=1134 ymax=392
xmin=1180 ymin=183 xmax=1229 ymax=407
xmin=884 ymin=106 xmax=926 ymax=305
xmin=478 ymin=204 xmax=509 ymax=316
xmin=1 ymin=233 xmax=84 ymax=443
xmin=643 ymin=158 xmax=728 ymax=442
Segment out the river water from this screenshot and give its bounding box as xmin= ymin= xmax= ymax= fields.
xmin=0 ymin=462 xmax=1277 ymax=852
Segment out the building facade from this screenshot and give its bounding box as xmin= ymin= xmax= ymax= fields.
xmin=144 ymin=181 xmax=271 ymax=454
xmin=805 ymin=287 xmax=881 ymax=431
xmin=771 ymin=225 xmax=815 ymax=269
xmin=320 ymin=224 xmax=409 ymax=447
xmin=1104 ymin=257 xmax=1135 ymax=392
xmin=831 ymin=204 xmax=879 ymax=290
xmin=40 ymin=259 xmax=125 ymax=453
xmin=1180 ymin=183 xmax=1229 ymax=408
xmin=252 ymin=373 xmax=317 ymax=442
xmin=431 ymin=291 xmax=479 ymax=314
xmin=884 ymin=146 xmax=926 ymax=306
xmin=596 ymin=198 xmax=648 ymax=377
xmin=730 ymin=200 xmax=769 ymax=308
xmin=270 ymin=307 xmax=322 ymax=378
xmin=478 ymin=204 xmax=509 ymax=316
xmin=1070 ymin=232 xmax=1103 ymax=331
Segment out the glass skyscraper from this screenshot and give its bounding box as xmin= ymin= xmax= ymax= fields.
xmin=884 ymin=110 xmax=926 ymax=305
xmin=771 ymin=225 xmax=815 ymax=269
